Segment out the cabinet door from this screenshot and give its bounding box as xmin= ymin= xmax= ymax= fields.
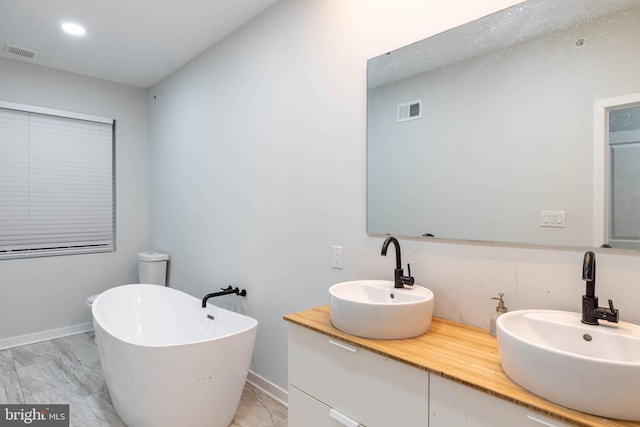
xmin=288 ymin=324 xmax=429 ymax=427
xmin=430 ymin=375 xmax=572 ymax=427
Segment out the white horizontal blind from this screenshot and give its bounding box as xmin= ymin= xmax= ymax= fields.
xmin=0 ymin=105 xmax=114 ymax=258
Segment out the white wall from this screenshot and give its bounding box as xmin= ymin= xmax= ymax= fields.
xmin=148 ymin=0 xmax=640 ymax=395
xmin=0 ymin=57 xmax=149 ymax=343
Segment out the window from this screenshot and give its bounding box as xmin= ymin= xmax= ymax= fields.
xmin=0 ymin=101 xmax=115 ymax=259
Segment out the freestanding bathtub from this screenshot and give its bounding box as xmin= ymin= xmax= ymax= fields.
xmin=92 ymin=284 xmax=258 ymax=427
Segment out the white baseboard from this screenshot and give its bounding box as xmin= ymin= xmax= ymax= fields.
xmin=247 ymin=370 xmax=288 ymax=407
xmin=0 ymin=323 xmax=94 ymax=350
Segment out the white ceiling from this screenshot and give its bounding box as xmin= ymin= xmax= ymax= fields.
xmin=0 ymin=0 xmax=278 ymax=88
xmin=368 ymin=0 xmax=640 ymax=89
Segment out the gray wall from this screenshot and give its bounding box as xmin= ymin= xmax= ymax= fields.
xmin=0 ymin=57 xmax=150 ymax=342
xmin=148 ymin=0 xmax=640 ymax=395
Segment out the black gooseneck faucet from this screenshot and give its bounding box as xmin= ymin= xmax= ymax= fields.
xmin=581 ymin=251 xmax=618 ymax=325
xmin=381 ymin=236 xmax=415 ymax=289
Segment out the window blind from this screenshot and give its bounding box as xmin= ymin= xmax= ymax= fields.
xmin=0 ymin=102 xmax=114 ymax=259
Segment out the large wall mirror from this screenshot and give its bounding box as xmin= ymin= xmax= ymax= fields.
xmin=367 ymin=0 xmax=640 ymax=250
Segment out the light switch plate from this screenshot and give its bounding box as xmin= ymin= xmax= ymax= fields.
xmin=540 ymin=211 xmax=566 ymax=228
xmin=331 ymin=245 xmax=344 ymax=269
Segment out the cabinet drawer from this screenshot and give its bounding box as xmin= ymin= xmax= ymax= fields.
xmin=430 ymin=375 xmax=573 ymax=427
xmin=288 ymin=324 xmax=429 ymax=427
xmin=289 ymin=385 xmax=365 ymax=427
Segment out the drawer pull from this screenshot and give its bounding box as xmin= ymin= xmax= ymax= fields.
xmin=329 ymin=340 xmax=357 ymax=353
xmin=329 ymin=408 xmax=363 ymax=427
xmin=526 ymin=413 xmax=562 ymax=427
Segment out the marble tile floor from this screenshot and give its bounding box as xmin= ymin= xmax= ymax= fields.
xmin=0 ymin=332 xmax=287 ymax=427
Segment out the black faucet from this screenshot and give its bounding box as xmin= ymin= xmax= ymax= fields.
xmin=381 ymin=236 xmax=415 ymax=289
xmin=581 ymin=251 xmax=618 ymax=325
xmin=202 ymin=286 xmax=247 ymax=308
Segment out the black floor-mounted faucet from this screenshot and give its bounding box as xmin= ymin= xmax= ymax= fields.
xmin=202 ymin=286 xmax=247 ymax=308
xmin=381 ymin=236 xmax=415 ymax=289
xmin=581 ymin=251 xmax=618 ymax=325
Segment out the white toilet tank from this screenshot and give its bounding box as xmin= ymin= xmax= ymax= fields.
xmin=138 ymin=251 xmax=169 ymax=285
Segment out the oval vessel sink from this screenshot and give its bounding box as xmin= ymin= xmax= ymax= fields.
xmin=329 ymin=280 xmax=434 ymax=340
xmin=497 ymin=310 xmax=640 ymax=421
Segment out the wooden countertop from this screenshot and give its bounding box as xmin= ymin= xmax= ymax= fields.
xmin=284 ymin=305 xmax=640 ymax=427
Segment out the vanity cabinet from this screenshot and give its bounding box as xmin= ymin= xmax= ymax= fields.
xmin=289 ymin=323 xmax=574 ymax=427
xmin=288 ymin=324 xmax=429 ymax=427
xmin=430 ymin=374 xmax=573 ymax=427
xmin=285 ymin=307 xmax=636 ymax=427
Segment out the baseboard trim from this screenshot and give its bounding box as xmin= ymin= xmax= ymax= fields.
xmin=247 ymin=370 xmax=288 ymax=407
xmin=0 ymin=323 xmax=94 ymax=350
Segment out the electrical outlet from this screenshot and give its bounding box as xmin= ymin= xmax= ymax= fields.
xmin=331 ymin=245 xmax=344 ymax=269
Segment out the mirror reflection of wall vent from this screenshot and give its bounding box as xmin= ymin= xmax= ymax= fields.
xmin=397 ymin=100 xmax=422 ymax=122
xmin=4 ymin=43 xmax=38 ymax=60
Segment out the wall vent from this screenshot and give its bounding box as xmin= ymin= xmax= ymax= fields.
xmin=397 ymin=99 xmax=422 ymax=122
xmin=4 ymin=43 xmax=38 ymax=60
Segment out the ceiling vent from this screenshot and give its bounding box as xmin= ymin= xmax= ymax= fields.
xmin=4 ymin=43 xmax=38 ymax=60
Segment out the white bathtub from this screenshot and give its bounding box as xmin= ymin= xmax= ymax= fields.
xmin=92 ymin=284 xmax=258 ymax=427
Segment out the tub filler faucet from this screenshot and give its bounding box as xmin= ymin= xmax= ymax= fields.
xmin=202 ymin=286 xmax=247 ymax=308
xmin=581 ymin=251 xmax=618 ymax=325
xmin=381 ymin=236 xmax=415 ymax=289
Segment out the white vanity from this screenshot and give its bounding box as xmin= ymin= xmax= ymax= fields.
xmin=289 ymin=323 xmax=429 ymax=426
xmin=285 ymin=306 xmax=639 ymax=427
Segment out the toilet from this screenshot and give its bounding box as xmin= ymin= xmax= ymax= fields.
xmin=86 ymin=251 xmax=169 ymax=308
xmin=137 ymin=251 xmax=170 ymax=285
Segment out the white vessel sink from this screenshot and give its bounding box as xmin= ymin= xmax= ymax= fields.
xmin=329 ymin=280 xmax=434 ymax=340
xmin=497 ymin=310 xmax=640 ymax=421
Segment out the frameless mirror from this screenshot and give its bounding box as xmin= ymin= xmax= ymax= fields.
xmin=367 ymin=0 xmax=640 ymax=250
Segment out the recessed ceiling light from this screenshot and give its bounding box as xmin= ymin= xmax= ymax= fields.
xmin=61 ymin=22 xmax=86 ymax=36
